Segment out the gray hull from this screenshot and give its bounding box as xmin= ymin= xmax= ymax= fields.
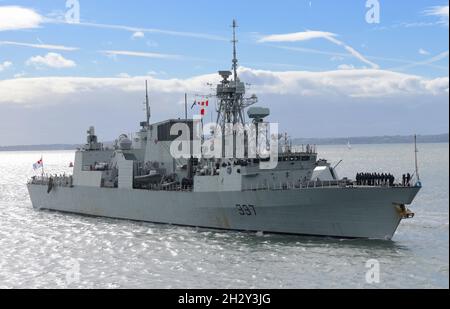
xmin=27 ymin=185 xmax=420 ymax=240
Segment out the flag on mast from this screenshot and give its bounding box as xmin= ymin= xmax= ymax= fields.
xmin=33 ymin=157 xmax=43 ymax=171
xmin=200 ymin=100 xmax=208 ymax=117
xmin=192 ymin=99 xmax=209 ymax=117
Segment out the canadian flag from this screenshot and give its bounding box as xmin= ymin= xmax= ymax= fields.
xmin=200 ymin=100 xmax=209 ymax=117
xmin=33 ymin=158 xmax=43 ymax=171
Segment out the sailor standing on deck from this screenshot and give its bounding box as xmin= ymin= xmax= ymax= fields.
xmin=407 ymin=173 xmax=412 ymax=186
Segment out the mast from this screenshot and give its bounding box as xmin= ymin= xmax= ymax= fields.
xmin=213 ymin=20 xmax=257 ymax=159
xmin=41 ymin=155 xmax=45 ymax=177
xmin=185 ymin=93 xmax=188 ymax=120
xmin=414 ymin=134 xmax=420 ymax=183
xmin=232 ymin=19 xmax=238 ymax=82
xmin=145 ymin=80 xmax=151 ymax=126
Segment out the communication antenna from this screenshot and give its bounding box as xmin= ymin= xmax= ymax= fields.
xmin=334 ymin=160 xmax=343 ymax=169
xmin=414 ymin=135 xmax=421 ymax=184
xmin=145 ymin=80 xmax=151 ymax=126
xmin=232 ymin=19 xmax=238 ymax=81
xmin=185 ymin=93 xmax=188 ymax=120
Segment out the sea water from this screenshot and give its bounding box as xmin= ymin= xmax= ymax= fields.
xmin=0 ymin=143 xmax=448 ymax=288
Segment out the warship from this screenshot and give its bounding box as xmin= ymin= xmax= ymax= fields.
xmin=28 ymin=21 xmax=421 ymax=240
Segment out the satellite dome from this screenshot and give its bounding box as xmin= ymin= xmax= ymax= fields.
xmin=118 ymin=134 xmax=132 ymax=150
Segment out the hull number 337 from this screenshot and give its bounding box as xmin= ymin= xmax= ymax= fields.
xmin=236 ymin=204 xmax=257 ymax=216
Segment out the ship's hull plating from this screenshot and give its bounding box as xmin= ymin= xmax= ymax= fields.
xmin=27 ymin=185 xmax=420 ymax=240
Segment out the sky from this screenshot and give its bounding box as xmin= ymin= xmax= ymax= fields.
xmin=0 ymin=0 xmax=448 ymax=146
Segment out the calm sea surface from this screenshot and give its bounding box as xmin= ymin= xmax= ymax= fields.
xmin=0 ymin=143 xmax=448 ymax=289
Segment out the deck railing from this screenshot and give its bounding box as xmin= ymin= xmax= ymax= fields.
xmin=241 ymin=180 xmax=412 ymax=192
xmin=29 ymin=176 xmax=416 ymax=192
xmin=28 ymin=175 xmax=73 ymax=187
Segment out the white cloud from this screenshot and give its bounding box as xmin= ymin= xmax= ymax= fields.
xmin=237 ymin=67 xmax=448 ymax=97
xmin=330 ymin=56 xmax=345 ymax=62
xmin=258 ymin=31 xmax=337 ymax=43
xmin=14 ymin=72 xmax=27 ymax=78
xmin=275 ymin=45 xmax=448 ymax=71
xmin=0 ymin=61 xmax=13 ymax=72
xmin=117 ymin=73 xmax=131 ymax=78
xmin=376 ymin=6 xmax=449 ymax=30
xmin=131 ymin=31 xmax=145 ymax=39
xmin=391 ymin=51 xmax=449 ymax=71
xmin=46 ymin=19 xmax=227 ymax=41
xmin=0 ymin=67 xmax=447 ymax=106
xmin=0 ymin=41 xmax=79 ymax=51
xmin=324 ymin=36 xmax=379 ymax=69
xmin=147 ymin=70 xmax=168 ymax=76
xmin=425 ymin=6 xmax=449 ymax=18
xmin=337 ymin=64 xmax=355 ymax=70
xmin=0 ymin=6 xmax=224 ymax=40
xmin=101 ymin=50 xmax=182 ymax=60
xmin=26 ymin=53 xmax=76 ymax=69
xmin=419 ymin=48 xmax=431 ymax=55
xmin=271 ymin=45 xmax=349 ymax=60
xmin=425 ymin=5 xmax=449 ymax=26
xmin=259 ymin=30 xmax=379 ymax=69
xmin=0 ymin=6 xmax=43 ymax=31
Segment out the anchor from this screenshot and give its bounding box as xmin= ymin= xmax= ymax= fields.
xmin=394 ymin=203 xmax=415 ymax=219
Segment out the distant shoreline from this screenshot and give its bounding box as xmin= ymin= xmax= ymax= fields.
xmin=0 ymin=145 xmax=80 ymax=152
xmin=0 ymin=133 xmax=448 ymax=152
xmin=293 ymin=133 xmax=449 ymax=147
